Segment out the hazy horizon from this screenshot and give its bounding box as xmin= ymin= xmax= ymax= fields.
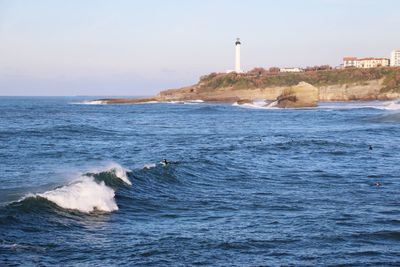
xmin=1 ymin=0 xmax=399 ymax=96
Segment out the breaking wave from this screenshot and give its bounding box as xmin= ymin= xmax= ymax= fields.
xmin=233 ymin=99 xmax=400 ymax=111
xmin=87 ymin=162 xmax=132 ymax=186
xmin=15 ymin=163 xmax=131 ymax=214
xmin=375 ymin=100 xmax=400 ymax=110
xmin=233 ymin=99 xmax=279 ymax=109
xmin=76 ymin=100 xmax=106 ymax=105
xmin=36 ymin=176 xmax=118 ymax=213
xmin=318 ymin=100 xmax=400 ymax=110
xmin=143 ymin=163 xmax=156 ymax=169
xmin=165 ymin=100 xmax=205 ymax=104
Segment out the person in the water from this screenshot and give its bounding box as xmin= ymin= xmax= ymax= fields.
xmin=369 ymin=145 xmax=373 ymax=150
xmin=161 ymin=159 xmax=169 ymax=166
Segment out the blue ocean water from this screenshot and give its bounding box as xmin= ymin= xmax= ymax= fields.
xmin=1 ymin=97 xmax=400 ymax=266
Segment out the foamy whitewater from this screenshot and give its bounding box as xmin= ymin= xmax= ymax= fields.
xmin=38 ymin=177 xmax=118 ymax=213
xmin=165 ymin=100 xmax=205 ymax=104
xmin=233 ymin=99 xmax=400 ymax=110
xmin=92 ymin=162 xmax=132 ymax=186
xmin=22 ymin=163 xmax=131 ymax=213
xmin=78 ymin=100 xmax=106 ymax=105
xmin=233 ymin=99 xmax=278 ymax=109
xmin=143 ymin=163 xmax=156 ymax=169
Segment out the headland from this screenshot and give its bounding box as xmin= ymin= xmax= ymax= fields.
xmin=95 ymin=67 xmax=400 ymax=108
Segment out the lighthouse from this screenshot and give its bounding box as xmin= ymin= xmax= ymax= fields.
xmin=235 ymin=38 xmax=242 ymax=73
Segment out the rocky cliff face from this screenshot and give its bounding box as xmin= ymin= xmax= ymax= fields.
xmin=275 ymin=82 xmax=319 ymax=108
xmin=96 ymin=68 xmax=400 ymax=106
xmin=157 ymin=79 xmax=400 ymax=104
xmin=318 ymin=79 xmax=399 ymax=101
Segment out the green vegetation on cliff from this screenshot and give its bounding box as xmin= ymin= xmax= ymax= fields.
xmin=381 ymin=70 xmax=400 ymax=92
xmin=198 ymin=67 xmax=400 ymax=93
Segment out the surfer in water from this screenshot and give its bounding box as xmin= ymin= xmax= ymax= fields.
xmin=369 ymin=145 xmax=373 ymax=150
xmin=161 ymin=159 xmax=169 ymax=166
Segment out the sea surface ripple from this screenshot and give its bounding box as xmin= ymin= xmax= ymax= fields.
xmin=0 ymin=97 xmax=400 ymax=266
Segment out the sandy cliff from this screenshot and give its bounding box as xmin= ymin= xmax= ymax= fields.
xmin=318 ymin=79 xmax=399 ymax=101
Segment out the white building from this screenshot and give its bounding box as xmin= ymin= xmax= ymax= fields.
xmin=280 ymin=67 xmax=303 ymax=73
xmin=390 ymin=50 xmax=400 ymax=66
xmin=343 ymin=57 xmax=358 ymax=68
xmin=343 ymin=57 xmax=390 ymax=68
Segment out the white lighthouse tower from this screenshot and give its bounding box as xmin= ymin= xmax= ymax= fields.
xmin=235 ymin=38 xmax=242 ymax=73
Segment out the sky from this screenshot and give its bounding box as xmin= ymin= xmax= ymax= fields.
xmin=0 ymin=0 xmax=399 ymax=96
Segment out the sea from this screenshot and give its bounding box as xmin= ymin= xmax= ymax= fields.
xmin=1 ymin=96 xmax=400 ymax=266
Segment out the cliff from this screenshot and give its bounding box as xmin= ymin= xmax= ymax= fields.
xmin=96 ymin=67 xmax=400 ymax=106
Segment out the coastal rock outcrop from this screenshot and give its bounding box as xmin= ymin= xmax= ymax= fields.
xmin=92 ymin=67 xmax=400 ymax=105
xmin=275 ymin=82 xmax=319 ymax=108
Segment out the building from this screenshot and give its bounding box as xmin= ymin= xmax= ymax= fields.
xmin=343 ymin=57 xmax=358 ymax=68
xmin=390 ymin=50 xmax=400 ymax=67
xmin=343 ymin=57 xmax=389 ymax=68
xmin=235 ymin=38 xmax=242 ymax=73
xmin=357 ymin=58 xmax=390 ymax=68
xmin=280 ymin=67 xmax=303 ymax=73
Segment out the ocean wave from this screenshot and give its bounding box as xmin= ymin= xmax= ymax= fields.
xmin=233 ymin=100 xmax=278 ymax=109
xmin=318 ymin=100 xmax=400 ymax=110
xmin=374 ymin=100 xmax=400 ymax=110
xmin=369 ymin=112 xmax=400 ymax=123
xmin=140 ymin=101 xmax=159 ymax=104
xmin=16 ymin=163 xmax=131 ymax=213
xmin=37 ymin=176 xmax=118 ymax=213
xmin=234 ymin=99 xmax=400 ymax=111
xmin=185 ymin=100 xmax=204 ymax=104
xmin=164 ymin=100 xmax=204 ymax=105
xmin=92 ymin=162 xmax=132 ymax=186
xmin=75 ymin=100 xmax=106 ymax=105
xmin=143 ymin=163 xmax=156 ymax=169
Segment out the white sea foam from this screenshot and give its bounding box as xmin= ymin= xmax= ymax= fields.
xmin=165 ymin=100 xmax=185 ymax=104
xmin=110 ymin=164 xmax=132 ymax=186
xmin=186 ymin=99 xmax=204 ymax=103
xmin=37 ymin=176 xmax=118 ymax=213
xmin=233 ymin=99 xmax=278 ymax=109
xmin=142 ymin=101 xmax=159 ymax=104
xmin=318 ymin=100 xmax=400 ymax=110
xmin=77 ymin=100 xmax=106 ymax=105
xmin=19 ymin=162 xmax=132 ymax=213
xmin=234 ymin=99 xmax=400 ymax=111
xmin=375 ymin=100 xmax=400 ymax=110
xmin=164 ymin=100 xmax=204 ymax=104
xmin=88 ymin=162 xmax=132 ymax=186
xmin=143 ymin=163 xmax=156 ymax=169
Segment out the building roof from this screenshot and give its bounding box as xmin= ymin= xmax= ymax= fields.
xmin=343 ymin=57 xmax=357 ymax=61
xmin=358 ymin=57 xmax=388 ymax=61
xmin=343 ymin=57 xmax=389 ymax=61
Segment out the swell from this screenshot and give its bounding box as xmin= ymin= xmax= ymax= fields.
xmin=0 ymin=124 xmax=117 ymax=138
xmin=0 ymin=160 xmax=190 ymax=217
xmin=2 ymin=163 xmax=131 ymax=215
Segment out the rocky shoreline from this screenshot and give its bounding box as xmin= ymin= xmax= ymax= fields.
xmin=93 ymin=67 xmax=400 ymax=108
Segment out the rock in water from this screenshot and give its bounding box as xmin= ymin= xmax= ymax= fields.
xmin=236 ymin=99 xmax=253 ymax=105
xmin=276 ymin=82 xmax=319 ymax=108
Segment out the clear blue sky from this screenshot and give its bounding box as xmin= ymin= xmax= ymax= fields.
xmin=0 ymin=0 xmax=399 ymax=96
